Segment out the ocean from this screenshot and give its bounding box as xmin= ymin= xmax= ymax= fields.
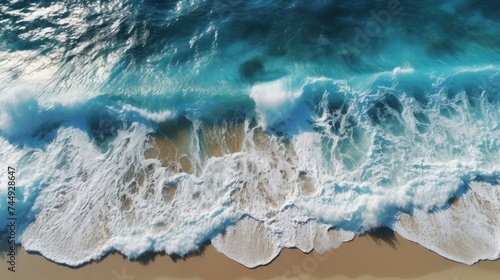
xmin=0 ymin=0 xmax=499 ymax=267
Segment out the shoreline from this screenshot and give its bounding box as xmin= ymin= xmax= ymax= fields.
xmin=2 ymin=233 xmax=500 ymax=280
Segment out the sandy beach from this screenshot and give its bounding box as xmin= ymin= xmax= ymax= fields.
xmin=2 ymin=232 xmax=499 ymax=280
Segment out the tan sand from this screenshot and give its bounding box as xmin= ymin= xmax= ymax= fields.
xmin=146 ymin=119 xmax=246 ymax=175
xmin=5 ymin=124 xmax=496 ymax=280
xmin=1 ymin=233 xmax=499 ymax=280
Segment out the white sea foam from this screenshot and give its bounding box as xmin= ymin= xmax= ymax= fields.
xmin=0 ymin=87 xmax=41 ymax=138
xmin=250 ymin=79 xmax=302 ymax=129
xmin=212 ymin=216 xmax=354 ymax=268
xmin=395 ymin=181 xmax=500 ymax=264
xmin=392 ymin=66 xmax=415 ymax=76
xmin=4 ymin=67 xmax=499 ymax=268
xmin=122 ymin=104 xmax=175 ymax=123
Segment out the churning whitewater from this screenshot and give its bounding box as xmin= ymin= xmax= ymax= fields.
xmin=0 ymin=0 xmax=499 ymax=267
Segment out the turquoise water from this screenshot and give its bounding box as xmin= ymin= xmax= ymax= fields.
xmin=0 ymin=0 xmax=499 ymax=267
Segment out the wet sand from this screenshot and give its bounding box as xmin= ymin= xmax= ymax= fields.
xmin=4 ymin=123 xmax=498 ymax=280
xmin=2 ymin=233 xmax=499 ymax=280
